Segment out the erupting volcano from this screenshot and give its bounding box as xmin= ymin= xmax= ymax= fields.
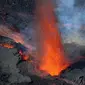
xmin=36 ymin=0 xmax=70 ymax=76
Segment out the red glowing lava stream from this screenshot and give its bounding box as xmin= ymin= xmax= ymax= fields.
xmin=36 ymin=0 xmax=70 ymax=76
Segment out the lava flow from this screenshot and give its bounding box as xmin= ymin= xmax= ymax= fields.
xmin=0 ymin=43 xmax=14 ymax=48
xmin=36 ymin=0 xmax=70 ymax=76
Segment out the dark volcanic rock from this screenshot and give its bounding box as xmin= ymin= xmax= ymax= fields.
xmin=64 ymin=43 xmax=85 ymax=60
xmin=27 ymin=75 xmax=73 ymax=85
xmin=0 ymin=42 xmax=31 ymax=85
xmin=0 ymin=35 xmax=15 ymax=44
xmin=60 ymin=59 xmax=85 ymax=85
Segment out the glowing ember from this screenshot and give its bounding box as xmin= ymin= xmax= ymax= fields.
xmin=36 ymin=0 xmax=70 ymax=76
xmin=22 ymin=55 xmax=29 ymax=61
xmin=0 ymin=43 xmax=14 ymax=48
xmin=19 ymin=50 xmax=29 ymax=61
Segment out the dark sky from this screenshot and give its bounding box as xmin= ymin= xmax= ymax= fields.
xmin=0 ymin=0 xmax=35 ymax=14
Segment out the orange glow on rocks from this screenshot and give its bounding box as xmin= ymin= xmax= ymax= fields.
xmin=23 ymin=55 xmax=29 ymax=61
xmin=0 ymin=43 xmax=14 ymax=48
xmin=0 ymin=26 xmax=24 ymax=44
xmin=10 ymin=33 xmax=24 ymax=44
xmin=19 ymin=50 xmax=29 ymax=61
xmin=36 ymin=0 xmax=70 ymax=76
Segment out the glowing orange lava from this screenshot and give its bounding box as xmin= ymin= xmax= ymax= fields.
xmin=19 ymin=50 xmax=29 ymax=61
xmin=0 ymin=43 xmax=14 ymax=48
xmin=36 ymin=0 xmax=70 ymax=76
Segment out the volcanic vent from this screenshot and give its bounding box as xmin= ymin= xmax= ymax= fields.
xmin=35 ymin=0 xmax=71 ymax=76
xmin=0 ymin=32 xmax=73 ymax=85
xmin=0 ymin=0 xmax=85 ymax=85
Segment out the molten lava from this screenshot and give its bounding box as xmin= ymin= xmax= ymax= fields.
xmin=19 ymin=50 xmax=29 ymax=61
xmin=36 ymin=0 xmax=70 ymax=76
xmin=0 ymin=43 xmax=14 ymax=48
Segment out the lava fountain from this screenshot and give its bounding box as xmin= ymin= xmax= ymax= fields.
xmin=36 ymin=0 xmax=70 ymax=76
